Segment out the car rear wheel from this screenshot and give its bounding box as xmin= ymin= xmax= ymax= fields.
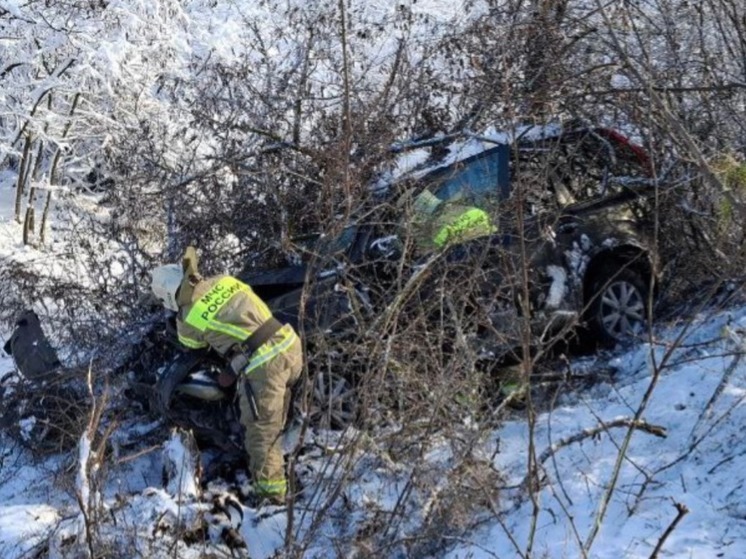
xmin=295 ymin=371 xmax=357 ymax=430
xmin=586 ymin=266 xmax=649 ymax=345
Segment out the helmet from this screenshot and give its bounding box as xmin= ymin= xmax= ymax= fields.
xmin=412 ymin=189 xmax=442 ymax=216
xmin=151 ymin=264 xmax=183 ymax=312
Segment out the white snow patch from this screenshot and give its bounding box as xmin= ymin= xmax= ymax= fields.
xmin=17 ymin=417 xmax=36 ymax=442
xmin=545 ymin=264 xmax=567 ymax=308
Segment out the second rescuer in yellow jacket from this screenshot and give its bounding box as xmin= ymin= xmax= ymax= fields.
xmin=410 ymin=189 xmax=495 ymax=253
xmin=150 ymin=248 xmax=302 ymax=505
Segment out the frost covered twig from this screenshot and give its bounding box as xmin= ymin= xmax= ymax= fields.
xmin=521 ymin=417 xmax=667 ymax=490
xmin=648 ymin=501 xmax=689 ymax=559
xmin=75 ymin=361 xmax=106 ymax=559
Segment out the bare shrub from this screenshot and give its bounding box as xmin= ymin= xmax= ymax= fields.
xmin=0 ymin=370 xmax=91 ymax=457
xmin=407 ymin=456 xmax=502 ymax=558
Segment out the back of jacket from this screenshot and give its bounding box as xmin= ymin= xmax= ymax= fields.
xmin=175 ymin=275 xmax=273 ymax=355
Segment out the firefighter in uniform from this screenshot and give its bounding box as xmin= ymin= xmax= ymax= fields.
xmin=410 ymin=189 xmax=495 ymax=252
xmin=150 ymin=247 xmax=302 ymax=505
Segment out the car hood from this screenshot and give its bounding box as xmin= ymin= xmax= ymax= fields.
xmin=239 ymin=265 xmax=308 ymax=287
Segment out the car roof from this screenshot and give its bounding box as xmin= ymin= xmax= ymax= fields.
xmin=372 ymin=123 xmax=652 ymax=197
xmin=373 ymin=123 xmax=566 ymax=193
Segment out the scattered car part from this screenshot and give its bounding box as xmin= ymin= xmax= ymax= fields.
xmin=3 ymin=309 xmax=61 ymax=381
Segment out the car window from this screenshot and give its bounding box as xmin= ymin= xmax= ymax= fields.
xmin=426 ymin=145 xmax=510 ymax=205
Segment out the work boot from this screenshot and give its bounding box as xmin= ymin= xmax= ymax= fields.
xmin=264 ymin=493 xmax=286 ymax=507
xmin=242 ymin=485 xmax=286 ymax=508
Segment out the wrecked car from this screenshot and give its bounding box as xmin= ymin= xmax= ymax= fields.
xmin=243 ymin=124 xmax=658 ymax=346
xmin=135 ymin=124 xmax=660 ymax=436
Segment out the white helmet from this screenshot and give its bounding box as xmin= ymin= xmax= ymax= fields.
xmin=151 ymin=264 xmax=183 ymax=312
xmin=413 ymin=189 xmax=442 ymax=216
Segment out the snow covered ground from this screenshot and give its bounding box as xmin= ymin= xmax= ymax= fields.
xmin=446 ymin=307 xmax=746 ymax=558
xmin=2 ymin=285 xmax=745 ymax=557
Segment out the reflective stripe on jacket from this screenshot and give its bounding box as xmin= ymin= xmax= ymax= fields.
xmin=414 ymin=203 xmax=496 ymax=252
xmin=255 ymin=478 xmax=287 ymax=497
xmin=432 ymin=205 xmax=495 ymax=248
xmin=176 ymin=275 xmax=296 ymax=372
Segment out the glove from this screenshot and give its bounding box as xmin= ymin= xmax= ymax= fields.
xmin=218 ymin=370 xmax=237 ymax=388
xmin=218 ymin=351 xmax=246 ymax=387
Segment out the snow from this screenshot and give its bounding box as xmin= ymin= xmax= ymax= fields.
xmin=0 ymin=504 xmax=59 ymax=556
xmin=162 ymin=430 xmax=201 ymax=500
xmin=545 ymin=264 xmax=567 ymax=309
xmin=76 ymin=432 xmax=92 ymax=513
xmin=0 ymin=307 xmax=746 ymax=559
xmin=242 ymin=507 xmax=289 ymax=559
xmin=442 ymin=310 xmax=746 ymax=558
xmin=0 ymin=443 xmax=66 ymax=557
xmin=385 ymin=125 xmax=562 ymax=187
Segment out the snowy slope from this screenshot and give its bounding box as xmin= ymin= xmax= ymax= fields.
xmin=446 ymin=307 xmax=746 ymax=558
xmin=2 ymin=161 xmax=745 ymax=555
xmin=3 ymin=297 xmax=745 ymax=557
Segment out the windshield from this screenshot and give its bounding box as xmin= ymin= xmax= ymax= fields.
xmin=426 ymin=144 xmax=510 ymax=205
xmin=513 ymin=129 xmax=651 ymax=213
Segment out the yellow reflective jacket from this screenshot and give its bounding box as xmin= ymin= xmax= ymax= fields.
xmin=176 ymin=275 xmax=297 ymax=375
xmin=413 ymin=202 xmax=496 ymax=252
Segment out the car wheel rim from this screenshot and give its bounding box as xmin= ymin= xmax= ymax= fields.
xmin=599 ymin=280 xmax=646 ymax=340
xmin=303 ymin=372 xmax=356 ymax=429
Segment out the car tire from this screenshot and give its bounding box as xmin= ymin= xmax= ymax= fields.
xmin=295 ymin=371 xmax=357 ymax=430
xmin=586 ymin=266 xmax=649 ymax=346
